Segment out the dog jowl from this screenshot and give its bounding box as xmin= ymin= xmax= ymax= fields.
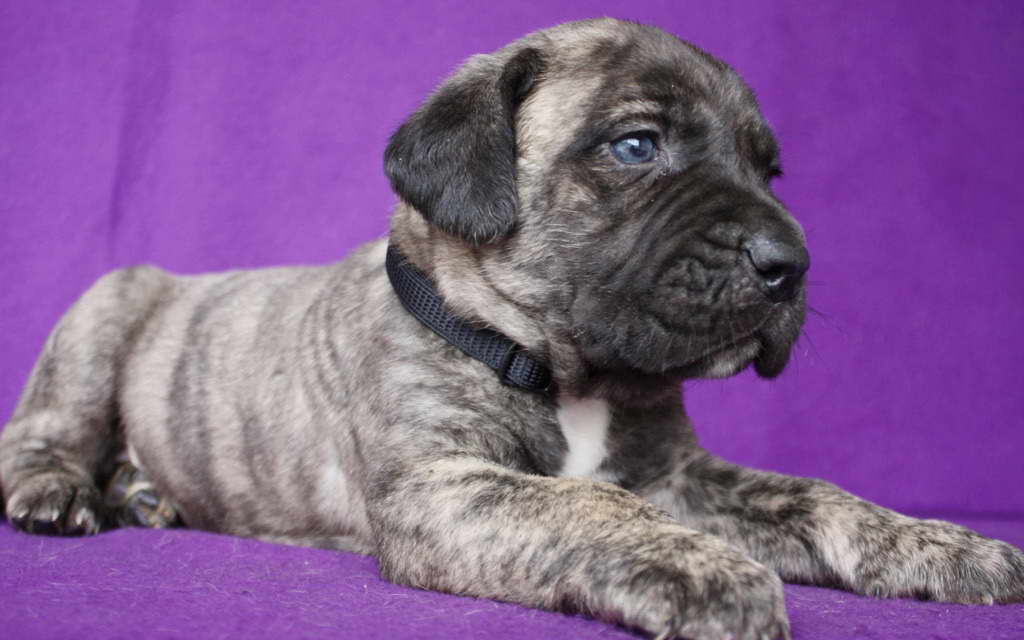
xmin=2 ymin=18 xmax=1022 ymax=640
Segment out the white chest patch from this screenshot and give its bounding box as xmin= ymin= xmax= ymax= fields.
xmin=556 ymin=396 xmax=611 ymax=479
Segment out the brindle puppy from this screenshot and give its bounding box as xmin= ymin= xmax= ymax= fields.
xmin=2 ymin=18 xmax=1021 ymax=640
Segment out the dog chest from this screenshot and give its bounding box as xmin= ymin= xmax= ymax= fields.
xmin=555 ymin=397 xmax=610 ymax=479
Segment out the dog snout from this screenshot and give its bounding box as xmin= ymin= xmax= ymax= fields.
xmin=743 ymin=230 xmax=809 ymax=303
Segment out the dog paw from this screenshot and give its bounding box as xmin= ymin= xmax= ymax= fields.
xmin=6 ymin=471 xmax=105 ymax=536
xmin=621 ymin=536 xmax=790 ymax=640
xmin=673 ymin=558 xmax=789 ymax=640
xmin=857 ymin=518 xmax=1024 ymax=604
xmin=104 ymin=461 xmax=181 ymax=529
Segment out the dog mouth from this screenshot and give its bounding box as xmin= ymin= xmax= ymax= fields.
xmin=571 ymin=294 xmax=803 ymax=382
xmin=681 ymin=336 xmax=763 ymax=378
xmin=751 ymin=324 xmax=797 ymax=378
xmin=668 ymin=312 xmax=794 ymax=380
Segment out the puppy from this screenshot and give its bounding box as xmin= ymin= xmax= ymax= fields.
xmin=2 ymin=18 xmax=1022 ymax=640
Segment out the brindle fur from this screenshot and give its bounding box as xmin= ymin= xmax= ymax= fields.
xmin=1 ymin=19 xmax=1021 ymax=640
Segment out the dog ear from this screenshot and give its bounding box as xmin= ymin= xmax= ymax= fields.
xmin=384 ymin=47 xmax=545 ymax=244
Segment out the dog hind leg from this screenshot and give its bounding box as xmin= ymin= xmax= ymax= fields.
xmin=0 ymin=266 xmax=172 ymax=535
xmin=103 ymin=456 xmax=181 ymax=529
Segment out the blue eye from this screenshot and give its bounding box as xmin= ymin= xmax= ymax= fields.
xmin=610 ymin=134 xmax=657 ymax=164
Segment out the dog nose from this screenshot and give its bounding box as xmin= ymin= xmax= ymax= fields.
xmin=744 ymin=230 xmax=809 ymax=303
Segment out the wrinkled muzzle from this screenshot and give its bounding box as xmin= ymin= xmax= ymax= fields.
xmin=570 ymin=180 xmax=809 ymax=380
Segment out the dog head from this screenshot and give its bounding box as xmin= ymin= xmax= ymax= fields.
xmin=385 ymin=19 xmax=807 ymax=399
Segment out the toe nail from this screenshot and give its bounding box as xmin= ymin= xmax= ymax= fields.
xmin=9 ymin=508 xmax=29 ymax=521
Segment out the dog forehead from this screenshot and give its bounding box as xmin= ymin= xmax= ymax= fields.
xmin=517 ymin=20 xmax=760 ymax=159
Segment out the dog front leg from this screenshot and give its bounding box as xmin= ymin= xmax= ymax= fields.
xmin=640 ymin=451 xmax=1024 ymax=603
xmin=368 ymin=455 xmax=789 ymax=640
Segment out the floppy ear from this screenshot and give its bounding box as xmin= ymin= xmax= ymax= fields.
xmin=384 ymin=47 xmax=545 ymax=244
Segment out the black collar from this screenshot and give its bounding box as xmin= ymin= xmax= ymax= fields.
xmin=385 ymin=244 xmax=554 ymax=395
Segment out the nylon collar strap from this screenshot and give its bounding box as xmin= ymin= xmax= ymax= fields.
xmin=385 ymin=244 xmax=554 ymax=395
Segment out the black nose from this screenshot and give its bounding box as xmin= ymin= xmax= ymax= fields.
xmin=744 ymin=231 xmax=809 ymax=303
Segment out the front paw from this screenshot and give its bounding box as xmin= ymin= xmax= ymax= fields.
xmin=667 ymin=556 xmax=790 ymax=640
xmin=613 ymin=534 xmax=790 ymax=640
xmin=6 ymin=471 xmax=105 ymax=536
xmin=856 ymin=518 xmax=1024 ymax=604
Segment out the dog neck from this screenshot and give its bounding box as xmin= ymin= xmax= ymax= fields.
xmin=387 ymin=205 xmax=555 ymax=355
xmin=385 ymin=243 xmax=554 ymax=394
xmin=387 ymin=206 xmax=686 ymax=407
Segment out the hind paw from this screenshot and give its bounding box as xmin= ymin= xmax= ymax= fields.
xmin=6 ymin=472 xmax=105 ymax=536
xmin=104 ymin=461 xmax=181 ymax=529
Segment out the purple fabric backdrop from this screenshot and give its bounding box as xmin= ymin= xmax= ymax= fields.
xmin=2 ymin=1 xmax=1022 ymax=639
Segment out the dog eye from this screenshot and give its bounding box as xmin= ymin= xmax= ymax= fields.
xmin=610 ymin=134 xmax=657 ymax=164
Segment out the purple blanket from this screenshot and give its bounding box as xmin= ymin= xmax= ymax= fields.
xmin=1 ymin=520 xmax=1022 ymax=639
xmin=2 ymin=1 xmax=1022 ymax=638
